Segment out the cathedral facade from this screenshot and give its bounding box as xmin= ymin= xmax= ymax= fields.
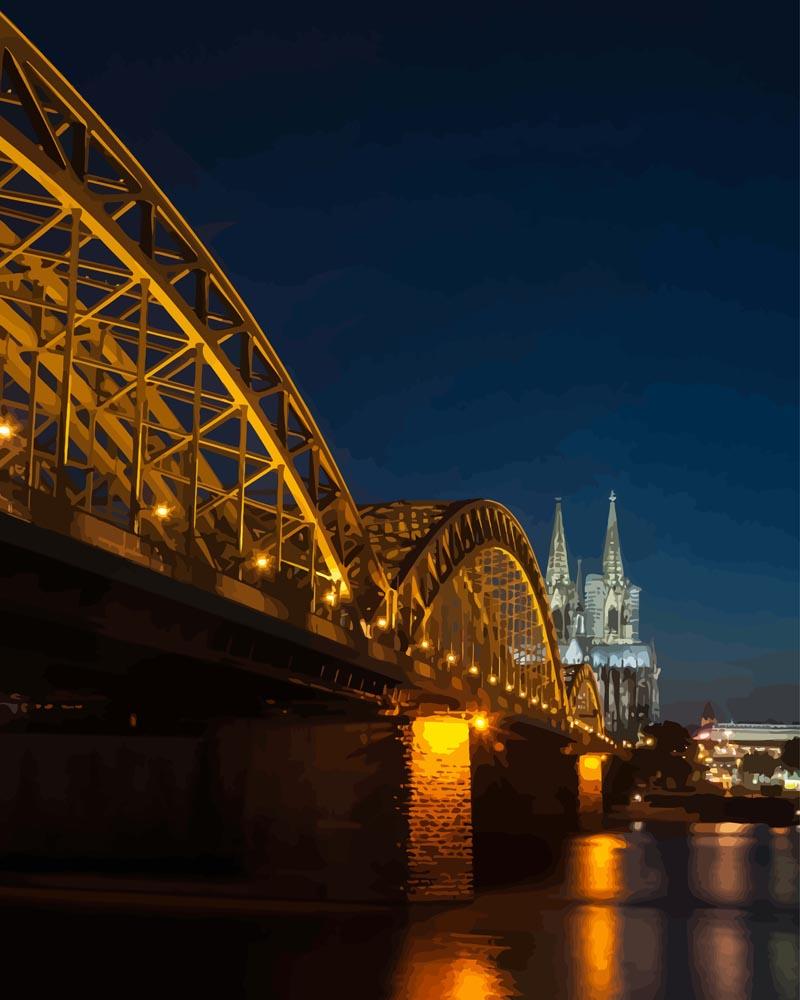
xmin=545 ymin=493 xmax=660 ymax=741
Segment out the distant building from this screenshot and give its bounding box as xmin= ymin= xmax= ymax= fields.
xmin=693 ymin=721 xmax=800 ymax=790
xmin=545 ymin=493 xmax=660 ymax=741
xmin=694 ymin=721 xmax=800 ymax=751
xmin=699 ymin=701 xmax=717 ymax=732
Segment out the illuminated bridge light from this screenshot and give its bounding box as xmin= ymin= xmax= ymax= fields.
xmin=472 ymin=712 xmax=489 ymax=732
xmin=0 ymin=8 xmax=612 ymax=764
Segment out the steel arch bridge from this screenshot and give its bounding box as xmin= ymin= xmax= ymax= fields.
xmin=0 ymin=14 xmax=606 ymax=742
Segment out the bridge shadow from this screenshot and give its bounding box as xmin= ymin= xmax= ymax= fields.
xmin=471 ymin=723 xmax=577 ymax=890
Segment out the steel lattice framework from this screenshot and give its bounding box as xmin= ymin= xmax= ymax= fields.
xmin=0 ymin=15 xmax=606 ymax=738
xmin=362 ymin=500 xmax=577 ymax=717
xmin=0 ymin=13 xmax=389 ymax=623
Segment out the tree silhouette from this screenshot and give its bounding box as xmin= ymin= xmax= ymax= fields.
xmin=781 ymin=737 xmax=799 ymax=771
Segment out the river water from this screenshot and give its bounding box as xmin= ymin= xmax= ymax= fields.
xmin=5 ymin=822 xmax=798 ymax=998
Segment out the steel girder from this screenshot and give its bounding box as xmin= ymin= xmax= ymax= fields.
xmin=362 ymin=499 xmax=575 ymax=718
xmin=0 ymin=14 xmax=389 ymax=619
xmin=565 ymin=662 xmax=605 ymax=735
xmin=0 ymin=12 xmax=609 ymax=743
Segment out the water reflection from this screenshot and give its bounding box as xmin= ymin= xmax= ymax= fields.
xmin=690 ymin=910 xmax=752 ymax=1000
xmin=769 ymin=930 xmax=799 ymax=1000
xmin=689 ymin=823 xmax=755 ymax=905
xmin=770 ymin=830 xmax=798 ymax=906
xmin=569 ymin=833 xmax=626 ymax=900
xmin=566 ymin=905 xmax=623 ymax=1000
xmin=1 ymin=824 xmax=796 ymax=1000
xmin=392 ymin=929 xmax=518 ymax=1000
xmin=566 ymin=829 xmax=666 ymax=903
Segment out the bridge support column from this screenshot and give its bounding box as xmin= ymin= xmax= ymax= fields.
xmin=402 ymin=715 xmax=473 ymax=902
xmin=0 ymin=713 xmax=476 ymax=903
xmin=209 ymin=712 xmax=474 ymax=903
xmin=577 ymin=753 xmax=606 ymax=817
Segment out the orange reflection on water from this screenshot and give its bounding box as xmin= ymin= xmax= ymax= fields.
xmin=392 ymin=931 xmax=517 ymax=1000
xmin=567 ymin=904 xmax=622 ymax=1000
xmin=690 ymin=910 xmax=752 ymax=1000
xmin=689 ymin=824 xmax=754 ymax=906
xmin=570 ymin=834 xmax=627 ymax=901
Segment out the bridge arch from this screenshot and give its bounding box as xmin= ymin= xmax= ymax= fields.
xmin=361 ymin=500 xmax=570 ymax=714
xmin=0 ymin=14 xmax=389 ymax=619
xmin=565 ymin=662 xmax=605 ymax=736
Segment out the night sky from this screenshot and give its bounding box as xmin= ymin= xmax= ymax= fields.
xmin=11 ymin=3 xmax=797 ymax=723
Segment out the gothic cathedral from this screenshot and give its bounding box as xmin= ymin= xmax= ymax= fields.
xmin=545 ymin=493 xmax=661 ymax=740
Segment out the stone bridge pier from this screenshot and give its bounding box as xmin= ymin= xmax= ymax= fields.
xmin=0 ymin=706 xmax=607 ymax=903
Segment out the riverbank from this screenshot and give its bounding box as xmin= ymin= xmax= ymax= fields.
xmin=613 ymin=790 xmax=799 ymax=827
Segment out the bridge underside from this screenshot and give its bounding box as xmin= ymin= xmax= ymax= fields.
xmin=0 ymin=13 xmax=614 ymax=905
xmin=0 ymin=510 xmax=408 ymax=733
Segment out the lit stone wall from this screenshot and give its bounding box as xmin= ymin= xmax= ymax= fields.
xmin=401 ymin=716 xmax=474 ymax=901
xmin=577 ymin=753 xmax=605 ymax=815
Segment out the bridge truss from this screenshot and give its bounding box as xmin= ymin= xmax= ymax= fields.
xmin=0 ymin=14 xmax=605 ymax=739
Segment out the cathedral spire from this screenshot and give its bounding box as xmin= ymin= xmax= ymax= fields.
xmin=573 ymin=557 xmax=586 ymax=636
xmin=546 ymin=498 xmax=571 ymax=589
xmin=602 ymin=490 xmax=625 ymax=582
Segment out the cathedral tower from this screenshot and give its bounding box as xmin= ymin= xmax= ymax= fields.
xmin=545 ymin=499 xmax=575 ymax=640
xmin=546 ymin=491 xmax=660 ymax=740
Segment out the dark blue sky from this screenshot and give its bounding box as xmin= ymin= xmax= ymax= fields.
xmin=12 ymin=2 xmax=797 ymax=722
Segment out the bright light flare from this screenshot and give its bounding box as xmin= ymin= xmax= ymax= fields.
xmin=472 ymin=712 xmax=489 ymax=732
xmin=153 ymin=502 xmax=172 ymax=520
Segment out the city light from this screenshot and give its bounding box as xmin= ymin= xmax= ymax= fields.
xmin=254 ymin=553 xmax=272 ymax=571
xmin=324 ymin=589 xmax=337 ymax=606
xmin=153 ymin=503 xmax=172 ymax=520
xmin=468 ymin=664 xmax=480 ymax=675
xmin=375 ymin=616 xmax=387 ymax=629
xmin=472 ymin=712 xmax=489 ymax=732
xmin=420 ymin=638 xmax=431 ymax=650
xmin=0 ymin=417 xmax=15 ymax=440
xmin=446 ymin=651 xmax=457 ymax=665
xmin=487 ymin=674 xmax=498 ymax=685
